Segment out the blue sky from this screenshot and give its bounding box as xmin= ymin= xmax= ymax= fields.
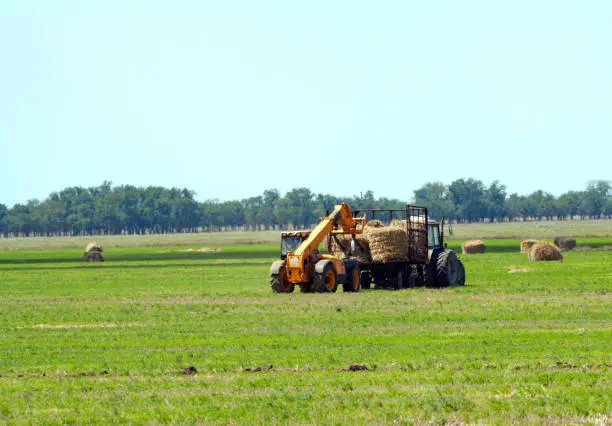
xmin=1 ymin=1 xmax=610 ymax=207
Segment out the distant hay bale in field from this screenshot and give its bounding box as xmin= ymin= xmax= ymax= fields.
xmin=554 ymin=236 xmax=576 ymax=251
xmin=364 ymin=226 xmax=408 ymax=262
xmin=528 ymin=242 xmax=563 ymax=262
xmin=84 ymin=242 xmax=102 ymax=253
xmin=462 ymin=240 xmax=485 ymax=254
xmin=365 ymin=219 xmax=384 ymax=229
xmin=329 ymin=234 xmax=371 ymax=263
xmin=82 ymin=250 xmax=104 ymax=262
xmin=520 ymin=239 xmax=538 ymax=253
xmin=83 ymin=241 xmax=104 ymax=262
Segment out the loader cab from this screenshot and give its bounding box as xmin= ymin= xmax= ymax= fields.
xmin=280 ymin=231 xmax=310 ymax=260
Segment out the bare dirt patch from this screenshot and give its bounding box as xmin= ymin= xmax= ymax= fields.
xmin=26 ymin=322 xmax=145 ymax=329
xmin=508 ymin=267 xmax=533 ymax=274
xmin=180 ymin=247 xmax=223 ymax=253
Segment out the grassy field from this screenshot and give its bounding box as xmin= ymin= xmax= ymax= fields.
xmin=0 ymin=218 xmax=610 ymax=251
xmin=0 ymin=237 xmax=611 ymax=424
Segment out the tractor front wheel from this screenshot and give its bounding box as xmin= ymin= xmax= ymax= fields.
xmin=270 ymin=269 xmax=294 ymax=293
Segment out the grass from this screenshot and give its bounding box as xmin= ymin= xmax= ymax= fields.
xmin=0 ymin=239 xmax=611 ymax=424
xmin=0 ymin=218 xmax=610 ymax=251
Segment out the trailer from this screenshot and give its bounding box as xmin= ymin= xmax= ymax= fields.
xmin=328 ymin=205 xmax=464 ymax=289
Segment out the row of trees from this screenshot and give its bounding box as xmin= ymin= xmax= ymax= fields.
xmin=0 ymin=180 xmax=610 ymax=236
xmin=414 ymin=179 xmax=611 ymax=222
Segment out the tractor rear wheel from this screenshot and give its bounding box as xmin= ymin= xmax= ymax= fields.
xmin=456 ymin=259 xmax=466 ymax=286
xmin=343 ymin=266 xmax=361 ymax=292
xmin=314 ymin=263 xmax=338 ymax=293
xmin=435 ymin=250 xmax=459 ymax=287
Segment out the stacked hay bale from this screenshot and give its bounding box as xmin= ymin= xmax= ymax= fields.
xmin=462 ymin=240 xmax=485 ymax=254
xmin=520 ymin=239 xmax=538 ymax=253
xmin=83 ymin=242 xmax=104 ymax=262
xmin=363 ymin=223 xmax=408 ymax=262
xmin=329 ymin=234 xmax=371 ymax=263
xmin=554 ymin=236 xmax=577 ymax=251
xmin=528 ymin=242 xmax=563 ymax=262
xmin=389 ymin=219 xmax=427 ymax=254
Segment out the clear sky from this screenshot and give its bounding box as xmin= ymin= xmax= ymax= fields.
xmin=1 ymin=1 xmax=611 ymax=207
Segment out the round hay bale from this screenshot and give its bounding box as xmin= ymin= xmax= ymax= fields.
xmin=83 ymin=251 xmax=105 ymax=262
xmin=85 ymin=242 xmax=103 ymax=253
xmin=363 ymin=226 xmax=408 ymax=262
xmin=462 ymin=240 xmax=485 ymax=254
xmin=365 ymin=219 xmax=384 ymax=229
xmin=520 ymin=239 xmax=538 ymax=253
xmin=554 ymin=236 xmax=576 ymax=251
xmin=528 ymin=242 xmax=563 ymax=262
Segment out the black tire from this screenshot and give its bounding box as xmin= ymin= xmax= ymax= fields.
xmin=423 ymin=264 xmax=435 ymax=287
xmin=270 ymin=272 xmax=294 ymax=293
xmin=435 ymin=250 xmax=459 ymax=287
xmin=299 ymin=283 xmax=313 ymax=293
xmin=343 ymin=266 xmax=361 ymax=292
xmin=360 ymin=271 xmax=371 ymax=289
xmin=456 ymin=259 xmax=466 ymax=286
xmin=392 ymin=270 xmax=404 ymax=290
xmin=314 ymin=263 xmax=338 ymax=293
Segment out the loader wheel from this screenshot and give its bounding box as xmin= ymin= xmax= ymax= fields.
xmin=435 ymin=250 xmax=459 ymax=287
xmin=314 ymin=263 xmax=338 ymax=293
xmin=343 ymin=266 xmax=361 ymax=292
xmin=456 ymin=259 xmax=466 ymax=286
xmin=270 ymin=270 xmax=294 ymax=293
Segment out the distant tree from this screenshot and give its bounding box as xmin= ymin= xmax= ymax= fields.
xmin=413 ymin=182 xmax=453 ymax=220
xmin=483 ymin=180 xmax=507 ymax=222
xmin=0 ymin=203 xmax=7 ymax=235
xmin=447 ymin=178 xmax=487 ymax=222
xmin=581 ymin=180 xmax=611 ymax=218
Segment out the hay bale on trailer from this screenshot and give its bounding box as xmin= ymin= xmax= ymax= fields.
xmin=329 ymin=234 xmax=371 ymax=263
xmin=462 ymin=240 xmax=485 ymax=254
xmin=528 ymin=242 xmax=563 ymax=262
xmin=554 ymin=236 xmax=576 ymax=251
xmin=365 ymin=219 xmax=385 ymax=229
xmin=82 ymin=242 xmax=104 ymax=262
xmin=363 ymin=226 xmax=408 ymax=262
xmin=520 ymin=239 xmax=538 ymax=253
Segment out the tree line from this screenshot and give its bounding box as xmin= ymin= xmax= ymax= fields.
xmin=0 ymin=179 xmax=610 ymax=237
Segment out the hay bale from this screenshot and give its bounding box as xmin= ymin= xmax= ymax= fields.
xmin=329 ymin=234 xmax=371 ymax=263
xmin=554 ymin=236 xmax=576 ymax=251
xmin=363 ymin=226 xmax=408 ymax=262
xmin=85 ymin=242 xmax=103 ymax=253
xmin=83 ymin=251 xmax=104 ymax=262
xmin=462 ymin=240 xmax=485 ymax=254
xmin=528 ymin=242 xmax=563 ymax=262
xmin=365 ymin=219 xmax=384 ymax=229
xmin=520 ymin=239 xmax=538 ymax=253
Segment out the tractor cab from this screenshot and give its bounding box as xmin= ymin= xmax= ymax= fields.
xmin=427 ymin=220 xmax=445 ymax=251
xmin=280 ymin=231 xmax=311 ymax=260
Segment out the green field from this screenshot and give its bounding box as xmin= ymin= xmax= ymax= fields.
xmin=1 ymin=238 xmax=611 ymax=424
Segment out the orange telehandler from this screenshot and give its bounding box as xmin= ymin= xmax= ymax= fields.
xmin=269 ymin=203 xmax=366 ymax=293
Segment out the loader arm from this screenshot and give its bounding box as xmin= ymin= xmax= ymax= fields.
xmin=285 ymin=203 xmax=365 ymax=284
